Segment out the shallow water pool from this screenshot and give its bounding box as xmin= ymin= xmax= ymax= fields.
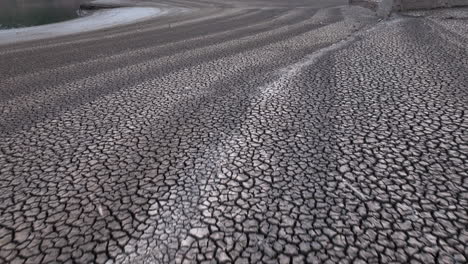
xmin=0 ymin=0 xmax=86 ymax=29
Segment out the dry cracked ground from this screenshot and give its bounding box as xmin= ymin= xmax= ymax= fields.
xmin=0 ymin=0 xmax=467 ymax=263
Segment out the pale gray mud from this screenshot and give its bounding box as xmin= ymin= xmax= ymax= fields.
xmin=0 ymin=1 xmax=467 ymax=263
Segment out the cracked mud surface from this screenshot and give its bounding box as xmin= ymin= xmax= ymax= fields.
xmin=0 ymin=1 xmax=467 ymax=263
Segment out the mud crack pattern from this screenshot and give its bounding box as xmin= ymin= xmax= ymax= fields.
xmin=0 ymin=1 xmax=467 ymax=263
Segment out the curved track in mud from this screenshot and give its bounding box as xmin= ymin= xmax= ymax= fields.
xmin=0 ymin=1 xmax=467 ymax=263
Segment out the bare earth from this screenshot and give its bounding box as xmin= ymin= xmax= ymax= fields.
xmin=0 ymin=0 xmax=467 ymax=263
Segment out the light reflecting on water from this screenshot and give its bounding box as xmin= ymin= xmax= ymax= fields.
xmin=0 ymin=0 xmax=86 ymax=29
